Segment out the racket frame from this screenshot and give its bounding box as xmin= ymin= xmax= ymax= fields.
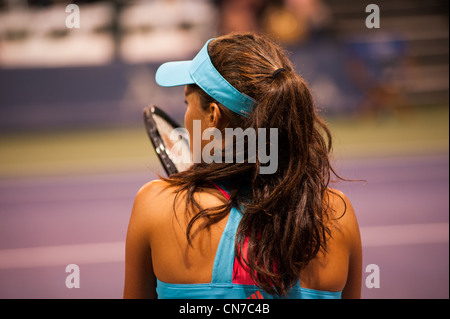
xmin=143 ymin=105 xmax=181 ymax=176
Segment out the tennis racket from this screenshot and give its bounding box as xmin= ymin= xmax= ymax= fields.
xmin=143 ymin=105 xmax=191 ymax=176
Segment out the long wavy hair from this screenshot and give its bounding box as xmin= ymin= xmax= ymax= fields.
xmin=163 ymin=33 xmax=346 ymax=296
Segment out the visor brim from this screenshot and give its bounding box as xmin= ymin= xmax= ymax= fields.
xmin=155 ymin=61 xmax=194 ymax=88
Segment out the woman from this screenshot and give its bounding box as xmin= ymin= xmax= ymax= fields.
xmin=123 ymin=33 xmax=362 ymax=299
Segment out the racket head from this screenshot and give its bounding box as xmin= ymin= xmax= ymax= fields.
xmin=143 ymin=105 xmax=191 ymax=176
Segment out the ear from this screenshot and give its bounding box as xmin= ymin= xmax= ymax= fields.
xmin=205 ymin=102 xmax=223 ymax=128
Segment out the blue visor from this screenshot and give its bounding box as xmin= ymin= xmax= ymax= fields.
xmin=155 ymin=39 xmax=255 ymax=118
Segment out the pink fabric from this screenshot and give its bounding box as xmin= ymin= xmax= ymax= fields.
xmin=210 ymin=181 xmax=230 ymax=200
xmin=232 ymin=236 xmax=257 ymax=285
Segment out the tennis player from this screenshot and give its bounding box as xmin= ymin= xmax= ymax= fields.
xmin=123 ymin=33 xmax=362 ymax=299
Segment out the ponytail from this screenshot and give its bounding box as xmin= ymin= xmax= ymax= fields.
xmin=165 ymin=33 xmax=344 ymax=296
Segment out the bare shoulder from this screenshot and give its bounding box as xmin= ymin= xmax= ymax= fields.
xmin=135 ymin=179 xmax=177 ymax=201
xmin=124 ymin=179 xmax=177 ymax=298
xmin=325 ymin=188 xmax=356 ymax=221
xmin=325 ymin=188 xmax=362 ymax=298
xmin=132 ymin=179 xmax=178 ymax=220
xmin=132 ymin=180 xmax=176 ymax=230
xmin=325 ymin=188 xmax=361 ymax=250
xmin=299 ymin=188 xmax=362 ymax=293
xmin=131 ymin=180 xmax=227 ymax=235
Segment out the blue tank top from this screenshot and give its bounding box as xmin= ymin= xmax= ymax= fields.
xmin=156 ymin=183 xmax=342 ymax=299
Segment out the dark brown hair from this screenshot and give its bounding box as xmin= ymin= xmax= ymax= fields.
xmin=163 ymin=32 xmax=345 ymax=296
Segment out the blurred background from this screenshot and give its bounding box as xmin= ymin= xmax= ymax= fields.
xmin=0 ymin=0 xmax=448 ymax=299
